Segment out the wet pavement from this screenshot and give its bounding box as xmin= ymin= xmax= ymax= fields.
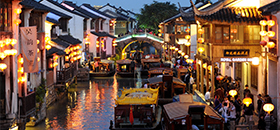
xmin=27 ymin=76 xmax=139 ymax=130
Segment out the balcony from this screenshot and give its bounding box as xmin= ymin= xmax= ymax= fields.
xmin=19 ymin=92 xmax=36 ymax=118
xmin=56 ymin=64 xmax=77 ymax=84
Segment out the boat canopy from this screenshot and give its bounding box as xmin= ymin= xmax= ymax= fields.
xmin=115 ymin=88 xmax=159 ymax=105
xmin=116 ymin=59 xmax=133 ymax=64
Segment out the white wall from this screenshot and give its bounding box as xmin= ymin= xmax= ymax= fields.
xmin=40 ymin=0 xmax=84 ymax=42
xmin=190 ymin=24 xmax=197 ymax=59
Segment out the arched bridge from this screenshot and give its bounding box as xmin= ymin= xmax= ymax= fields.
xmin=116 ymin=32 xmax=164 ymax=59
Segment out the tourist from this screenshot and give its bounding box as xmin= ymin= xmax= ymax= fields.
xmin=257 ymin=94 xmax=263 ymax=117
xmin=214 ymin=95 xmax=221 ymax=110
xmin=189 ymin=75 xmax=194 ymax=94
xmin=264 ymin=112 xmax=276 ymax=130
xmin=94 ymin=61 xmax=99 ymax=72
xmin=243 ymin=98 xmax=254 ymax=124
xmin=219 ymin=102 xmax=229 ymax=123
xmin=234 ymin=96 xmax=242 ymax=124
xmin=258 ymin=113 xmax=266 ymax=130
xmin=205 ymin=88 xmax=211 ymax=102
xmin=243 ymin=84 xmax=251 ymax=98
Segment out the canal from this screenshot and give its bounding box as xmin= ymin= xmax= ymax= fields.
xmin=27 ymin=75 xmax=140 ymax=130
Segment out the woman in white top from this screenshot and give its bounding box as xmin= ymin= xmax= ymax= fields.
xmin=226 ymin=102 xmax=236 ymax=120
xmin=219 ymin=102 xmax=229 ymax=123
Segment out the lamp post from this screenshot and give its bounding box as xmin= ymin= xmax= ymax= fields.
xmin=259 ymin=20 xmax=275 ymax=95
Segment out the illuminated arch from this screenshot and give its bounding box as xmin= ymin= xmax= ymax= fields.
xmin=121 ymin=40 xmax=137 ymax=59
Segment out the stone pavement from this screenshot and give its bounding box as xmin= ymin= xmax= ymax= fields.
xmin=235 ymin=114 xmax=259 ymax=130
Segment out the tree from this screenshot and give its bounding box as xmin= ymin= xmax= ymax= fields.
xmin=137 ymin=1 xmax=178 ymax=34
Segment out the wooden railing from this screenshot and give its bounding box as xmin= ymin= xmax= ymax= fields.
xmin=19 ymin=92 xmax=36 ymax=117
xmin=56 ymin=64 xmax=77 ymax=83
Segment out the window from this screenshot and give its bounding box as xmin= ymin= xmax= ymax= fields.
xmin=90 ymin=19 xmax=95 ymax=29
xmin=0 ymin=0 xmax=12 ymax=32
xmin=244 ymin=25 xmax=260 ymax=44
xmin=215 ymin=25 xmax=230 ymax=43
xmin=202 ymin=25 xmax=210 ymax=43
xmin=59 ymin=19 xmax=68 ymax=32
xmin=230 ymin=25 xmax=244 ymax=44
xmin=29 ymin=12 xmax=42 ymax=31
xmin=251 ymin=65 xmax=258 ymax=89
xmin=100 ymin=19 xmax=105 ymax=30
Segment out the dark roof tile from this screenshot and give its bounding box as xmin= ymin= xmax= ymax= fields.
xmin=51 ymin=38 xmax=70 ymax=48
xmin=82 ymin=4 xmax=115 ymax=18
xmin=21 ymin=0 xmax=50 ymax=12
xmin=46 ymin=17 xmax=60 ymax=25
xmin=58 ymin=35 xmax=81 ymax=45
xmin=46 ymin=47 xmax=65 ymax=56
xmin=91 ymin=31 xmax=116 ymax=38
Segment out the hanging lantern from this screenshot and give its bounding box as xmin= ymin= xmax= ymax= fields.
xmin=185 ymin=28 xmax=190 ymax=32
xmin=158 ymin=33 xmax=162 ymax=37
xmin=185 ymin=42 xmax=191 ymax=46
xmin=242 ymin=97 xmax=252 ymax=107
xmin=4 ymin=38 xmax=11 ymax=45
xmin=10 ymin=49 xmax=17 ymax=56
xmin=198 ymin=47 xmax=205 ymax=53
xmin=267 ymin=20 xmax=275 ymax=27
xmin=259 ymin=31 xmax=267 ymax=36
xmin=267 ymin=42 xmax=275 ymax=48
xmin=185 ymin=35 xmax=190 ymax=40
xmin=14 ymin=8 xmax=22 ymax=15
xmin=37 ymin=57 xmax=40 ymax=62
xmin=18 ymin=58 xmax=23 ymax=64
xmin=45 ymin=44 xmax=51 ymax=50
xmin=53 ymin=62 xmax=58 ymax=67
xmin=0 ymin=53 xmax=6 ymax=60
xmin=65 ymin=56 xmax=69 ymax=60
xmin=184 ymin=55 xmax=189 ymax=59
xmin=189 ymin=59 xmax=194 ymax=63
xmin=216 ymin=75 xmax=224 ymax=81
xmin=207 ymin=65 xmax=212 ymax=70
xmin=37 ymin=40 xmax=40 ymax=44
xmin=0 ymin=41 xmax=4 ymax=48
xmin=45 ymin=36 xmax=51 ymax=43
xmin=0 ymin=63 xmax=7 ymax=71
xmin=259 ymin=20 xmax=267 ymax=26
xmin=198 ymin=38 xmax=204 ymax=43
xmin=229 ymin=89 xmax=237 ymax=97
xmin=178 ymin=50 xmax=182 ymax=54
xmin=18 ymin=67 xmax=24 ymax=73
xmin=267 ymin=31 xmax=275 ymax=37
xmin=10 ymin=39 xmax=17 ymax=46
xmin=263 ymin=103 xmax=274 ymax=114
xmin=175 ymin=48 xmax=178 ymax=51
xmin=260 ymin=40 xmax=267 ymax=46
xmin=37 ymin=48 xmax=40 ymax=53
xmin=203 ymin=63 xmax=207 ymax=69
xmin=181 ymin=52 xmax=185 ymax=56
xmin=198 ymin=29 xmax=204 ymax=34
xmin=14 ymin=19 xmax=21 ymax=25
xmin=158 ymin=29 xmax=162 ymax=33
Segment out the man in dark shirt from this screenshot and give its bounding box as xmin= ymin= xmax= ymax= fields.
xmin=243 ymin=85 xmax=251 ymax=98
xmin=257 ymin=94 xmax=263 ymax=117
xmin=243 ymin=102 xmax=254 ymax=124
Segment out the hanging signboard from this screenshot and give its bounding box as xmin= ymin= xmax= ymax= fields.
xmin=224 ymin=49 xmax=250 ymax=57
xmin=20 ymin=26 xmax=38 ymax=73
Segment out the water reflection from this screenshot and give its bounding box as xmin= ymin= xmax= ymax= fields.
xmin=27 ymin=75 xmax=138 ymax=130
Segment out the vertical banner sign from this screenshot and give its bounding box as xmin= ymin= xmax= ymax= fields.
xmin=20 ymin=26 xmax=38 ymax=73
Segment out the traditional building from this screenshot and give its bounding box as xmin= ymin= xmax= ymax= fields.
xmin=98 ymin=3 xmax=137 ymax=36
xmin=187 ymin=0 xmax=277 ymax=115
xmin=160 ymin=1 xmax=211 ymax=62
xmin=258 ymin=0 xmax=280 ymax=128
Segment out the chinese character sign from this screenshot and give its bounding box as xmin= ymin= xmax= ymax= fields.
xmin=20 ymin=26 xmax=38 ymax=73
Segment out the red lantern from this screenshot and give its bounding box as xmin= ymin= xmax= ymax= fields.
xmin=260 ymin=41 xmax=267 ymax=46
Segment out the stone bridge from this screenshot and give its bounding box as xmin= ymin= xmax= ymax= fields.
xmin=115 ymin=32 xmax=164 ymax=59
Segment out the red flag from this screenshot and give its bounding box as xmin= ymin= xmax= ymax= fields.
xmin=129 ymin=105 xmax=134 ymax=124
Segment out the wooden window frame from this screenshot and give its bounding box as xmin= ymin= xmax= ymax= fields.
xmin=0 ymin=0 xmax=12 ymax=32
xmin=215 ymin=25 xmax=230 ymax=43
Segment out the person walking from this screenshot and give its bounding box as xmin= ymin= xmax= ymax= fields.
xmin=234 ymin=96 xmax=242 ymax=124
xmin=264 ymin=112 xmax=276 ymax=130
xmin=189 ymin=75 xmax=194 ymax=94
xmin=205 ymin=88 xmax=211 ymax=102
xmin=243 ymin=100 xmax=254 ymax=124
xmin=257 ymin=94 xmax=263 ymax=117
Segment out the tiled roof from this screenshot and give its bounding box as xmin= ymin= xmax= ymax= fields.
xmin=91 ymin=31 xmax=116 ymax=38
xmin=46 ymin=17 xmax=60 ymax=25
xmin=49 ymin=10 xmax=72 ymax=19
xmin=21 ymin=0 xmax=50 ymax=12
xmin=62 ymin=1 xmax=100 ymax=19
xmin=82 ymin=4 xmax=115 ymax=18
xmin=195 ymin=7 xmax=262 ymax=24
xmin=58 ymin=35 xmax=81 ymax=45
xmin=259 ymin=0 xmax=280 ymax=15
xmin=45 ymin=0 xmax=89 ymax=18
xmin=46 ymin=47 xmax=65 ymax=56
xmin=51 ymin=38 xmax=70 ymax=48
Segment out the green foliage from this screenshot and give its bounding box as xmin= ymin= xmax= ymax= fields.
xmin=137 ymin=1 xmax=178 ymax=33
xmin=35 ymin=79 xmax=46 ymax=104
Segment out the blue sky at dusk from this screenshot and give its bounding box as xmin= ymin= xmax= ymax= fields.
xmin=58 ymin=0 xmax=218 ymax=14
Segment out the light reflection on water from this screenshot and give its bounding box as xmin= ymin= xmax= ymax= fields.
xmin=27 ymin=75 xmax=138 ymax=130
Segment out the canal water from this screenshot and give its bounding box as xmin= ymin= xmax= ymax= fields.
xmin=27 ymin=75 xmax=141 ymax=130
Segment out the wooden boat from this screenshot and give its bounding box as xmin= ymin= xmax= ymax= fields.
xmin=141 ymin=58 xmax=171 ymax=77
xmin=116 ymin=59 xmax=136 ymax=77
xmin=111 ymin=87 xmax=161 ymax=130
xmin=148 ymin=67 xmax=173 ymax=78
xmin=89 ymin=59 xmax=115 ymax=77
xmin=162 ymin=94 xmax=224 ymax=130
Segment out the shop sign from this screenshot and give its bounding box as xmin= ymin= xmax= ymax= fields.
xmin=220 ymin=58 xmax=252 ymax=62
xmin=224 ymin=49 xmax=249 ymax=57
